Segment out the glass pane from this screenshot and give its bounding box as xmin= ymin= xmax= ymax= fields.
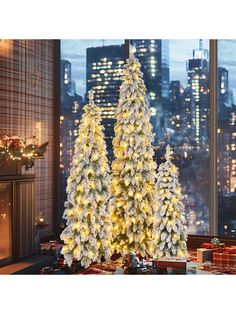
xmin=60 ymin=40 xmax=125 ymax=220
xmin=218 ymin=40 xmax=236 ymax=238
xmin=132 ymin=39 xmax=210 ymax=235
xmin=0 ymin=183 xmax=12 ymax=261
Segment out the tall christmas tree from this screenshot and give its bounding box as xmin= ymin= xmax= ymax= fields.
xmin=110 ymin=47 xmax=158 ymax=257
xmin=154 ymin=145 xmax=188 ymax=259
xmin=60 ymin=90 xmax=111 ymax=268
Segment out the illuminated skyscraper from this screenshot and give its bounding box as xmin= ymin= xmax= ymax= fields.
xmin=60 ymin=59 xmax=84 ymax=216
xmin=229 ymin=112 xmax=236 ymax=193
xmin=166 ymin=80 xmax=185 ymax=143
xmin=187 ymin=40 xmax=209 ymax=148
xmin=182 ymin=87 xmax=194 ymax=143
xmin=218 ymin=67 xmax=229 ymax=115
xmin=133 ymin=40 xmax=169 ymax=100
xmin=132 ymin=40 xmax=170 ymax=143
xmin=61 ymin=59 xmax=83 ymax=174
xmin=218 ymin=103 xmax=236 ymax=192
xmin=61 ymin=59 xmax=72 ymax=94
xmin=169 ymin=80 xmax=184 ymax=107
xmin=86 ymin=44 xmax=125 ymax=160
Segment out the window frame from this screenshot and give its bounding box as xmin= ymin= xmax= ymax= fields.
xmin=209 ymin=39 xmax=218 ymax=236
xmin=57 ymin=39 xmax=232 ymax=240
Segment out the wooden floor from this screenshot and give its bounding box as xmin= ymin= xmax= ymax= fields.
xmin=0 ymin=255 xmax=55 ymax=275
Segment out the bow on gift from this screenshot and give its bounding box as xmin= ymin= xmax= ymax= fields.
xmin=202 ymin=238 xmax=225 ymax=250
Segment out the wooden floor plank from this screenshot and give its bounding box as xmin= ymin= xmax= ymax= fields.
xmin=0 ymin=255 xmax=55 ymax=275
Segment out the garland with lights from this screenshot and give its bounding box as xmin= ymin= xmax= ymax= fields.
xmin=60 ymin=89 xmax=112 ymax=268
xmin=110 ymin=47 xmax=158 ymax=257
xmin=0 ymin=135 xmax=48 ymax=170
xmin=153 ymin=145 xmax=188 ymax=259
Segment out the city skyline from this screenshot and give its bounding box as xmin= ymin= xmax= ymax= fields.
xmin=60 ymin=39 xmax=211 ymax=235
xmin=61 ymin=39 xmax=210 ymax=96
xmin=60 ymin=39 xmax=236 ymax=237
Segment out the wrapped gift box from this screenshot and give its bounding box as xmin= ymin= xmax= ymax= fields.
xmin=197 ymin=248 xmax=213 ymax=264
xmin=155 ymin=257 xmax=187 ymax=269
xmin=153 ymin=257 xmax=187 ymax=274
xmin=213 ymin=252 xmax=236 ymax=267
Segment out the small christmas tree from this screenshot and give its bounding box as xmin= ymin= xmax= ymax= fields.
xmin=110 ymin=47 xmax=158 ymax=257
xmin=154 ymin=145 xmax=188 ymax=259
xmin=60 ymin=90 xmax=111 ymax=268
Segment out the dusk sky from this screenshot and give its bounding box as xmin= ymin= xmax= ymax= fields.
xmin=61 ymin=39 xmax=236 ymax=98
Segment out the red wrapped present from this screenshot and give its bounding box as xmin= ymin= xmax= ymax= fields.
xmin=213 ymin=252 xmax=236 ymax=267
xmin=153 ymin=257 xmax=187 ymax=274
xmin=201 ymin=243 xmax=224 ymax=252
xmin=154 ymin=257 xmax=187 ymax=269
xmin=224 ymin=246 xmax=236 ymax=254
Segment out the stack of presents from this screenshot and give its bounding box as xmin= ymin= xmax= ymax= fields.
xmin=39 ymin=238 xmax=236 ymax=274
xmin=197 ymin=238 xmax=236 ymax=273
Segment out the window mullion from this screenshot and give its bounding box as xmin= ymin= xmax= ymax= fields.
xmin=209 ymin=39 xmax=218 ymax=236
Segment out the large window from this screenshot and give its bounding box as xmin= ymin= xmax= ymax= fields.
xmin=218 ymin=40 xmax=236 ymax=238
xmin=60 ymin=39 xmax=236 ymax=238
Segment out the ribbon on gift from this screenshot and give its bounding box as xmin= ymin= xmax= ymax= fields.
xmin=201 ymin=243 xmax=224 ymax=252
xmin=224 ymin=246 xmax=236 ymax=254
xmin=202 ymin=243 xmax=214 ymax=249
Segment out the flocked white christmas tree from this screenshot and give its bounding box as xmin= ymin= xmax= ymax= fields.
xmin=60 ymin=89 xmax=111 ymax=268
xmin=110 ymin=46 xmax=158 ymax=257
xmin=154 ymin=145 xmax=188 ymax=259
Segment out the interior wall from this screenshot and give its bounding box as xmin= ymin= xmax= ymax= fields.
xmin=0 ymin=40 xmax=57 ymax=237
